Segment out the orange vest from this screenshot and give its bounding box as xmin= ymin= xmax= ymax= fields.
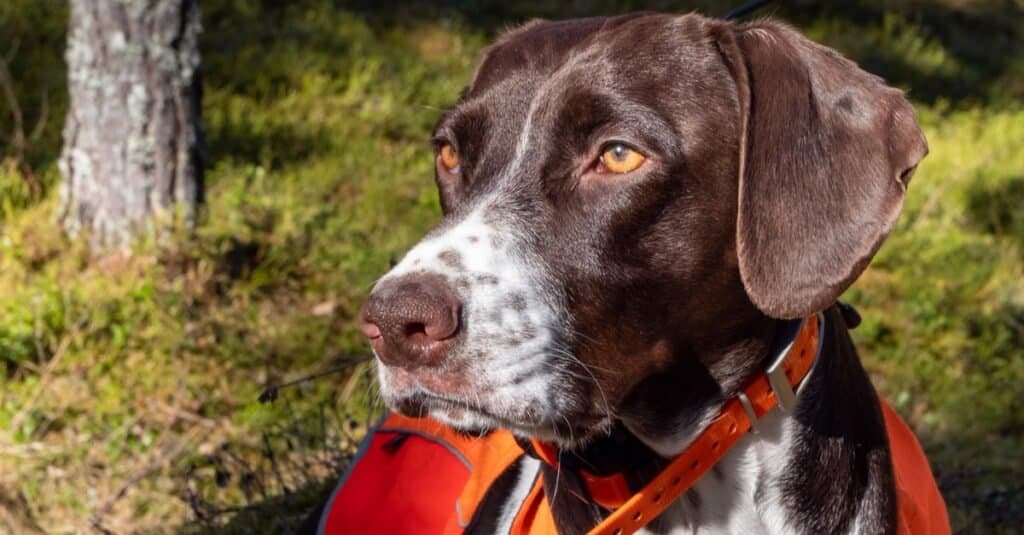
xmin=881 ymin=401 xmax=951 ymax=535
xmin=320 ymin=404 xmax=948 ymax=534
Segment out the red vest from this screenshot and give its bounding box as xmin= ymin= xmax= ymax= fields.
xmin=319 ymin=403 xmax=948 ymax=534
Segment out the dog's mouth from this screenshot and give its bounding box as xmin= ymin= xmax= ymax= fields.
xmin=390 ymin=390 xmax=611 ymax=446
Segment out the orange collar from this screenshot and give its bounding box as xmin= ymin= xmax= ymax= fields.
xmin=530 ymin=315 xmax=822 ymax=535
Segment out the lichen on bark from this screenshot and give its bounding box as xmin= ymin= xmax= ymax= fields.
xmin=58 ymin=0 xmax=204 ymax=250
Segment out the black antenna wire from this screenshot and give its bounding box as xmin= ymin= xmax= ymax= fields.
xmin=724 ymin=0 xmax=775 ymax=20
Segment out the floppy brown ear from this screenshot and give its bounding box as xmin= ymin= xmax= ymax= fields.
xmin=720 ymin=22 xmax=928 ymax=319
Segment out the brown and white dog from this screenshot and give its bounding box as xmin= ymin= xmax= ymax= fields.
xmin=356 ymin=12 xmax=930 ymax=534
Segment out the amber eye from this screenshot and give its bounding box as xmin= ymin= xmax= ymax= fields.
xmin=599 ymin=143 xmax=646 ymax=174
xmin=438 ymin=144 xmax=460 ymax=173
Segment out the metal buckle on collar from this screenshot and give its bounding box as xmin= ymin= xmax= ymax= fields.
xmin=738 ymin=314 xmax=825 ymax=431
xmin=765 ymin=314 xmax=823 ymax=411
xmin=736 ymin=391 xmax=760 ymax=434
xmin=766 ymin=354 xmax=798 ymax=411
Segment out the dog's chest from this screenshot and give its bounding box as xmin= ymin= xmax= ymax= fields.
xmin=635 ymin=410 xmax=798 ymax=535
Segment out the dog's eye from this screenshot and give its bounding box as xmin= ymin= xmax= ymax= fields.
xmin=598 ymin=143 xmax=646 ymax=174
xmin=438 ymin=144 xmax=460 ymax=173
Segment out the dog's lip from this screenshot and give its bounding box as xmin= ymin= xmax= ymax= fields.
xmin=398 ymin=391 xmax=474 ymax=414
xmin=396 ymin=391 xmax=505 ymax=423
xmin=393 ymin=391 xmax=607 ymax=442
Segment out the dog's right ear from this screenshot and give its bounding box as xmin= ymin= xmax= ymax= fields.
xmin=713 ymin=21 xmax=927 ymax=319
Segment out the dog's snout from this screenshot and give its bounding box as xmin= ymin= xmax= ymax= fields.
xmin=359 ymin=273 xmax=462 ymax=368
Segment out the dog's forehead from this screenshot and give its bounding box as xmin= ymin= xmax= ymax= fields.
xmin=467 ymin=17 xmax=613 ymax=94
xmin=441 ymin=13 xmax=726 ymax=133
xmin=467 ymin=14 xmax=708 ymax=95
xmin=436 ymin=14 xmax=723 ymax=157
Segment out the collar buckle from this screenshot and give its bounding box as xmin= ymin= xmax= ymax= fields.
xmin=736 ymin=391 xmax=760 ymax=434
xmin=764 ymin=314 xmax=823 ymax=411
xmin=766 ymin=356 xmax=798 ymax=410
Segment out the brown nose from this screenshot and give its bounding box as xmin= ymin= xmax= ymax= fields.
xmin=359 ymin=273 xmax=462 ymax=369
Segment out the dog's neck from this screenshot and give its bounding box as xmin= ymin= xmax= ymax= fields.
xmin=539 ymin=307 xmax=897 ymax=534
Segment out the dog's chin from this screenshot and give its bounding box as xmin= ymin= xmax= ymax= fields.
xmin=389 ymin=393 xmax=611 ymax=449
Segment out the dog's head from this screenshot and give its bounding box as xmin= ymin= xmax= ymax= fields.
xmin=359 ymin=13 xmax=926 ymax=453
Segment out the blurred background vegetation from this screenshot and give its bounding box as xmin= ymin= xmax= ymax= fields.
xmin=0 ymin=0 xmax=1022 ymax=533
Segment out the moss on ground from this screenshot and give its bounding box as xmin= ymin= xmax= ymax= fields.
xmin=1 ymin=1 xmax=1022 ymax=532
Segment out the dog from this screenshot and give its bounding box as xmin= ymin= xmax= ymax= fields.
xmin=330 ymin=11 xmax=947 ymax=535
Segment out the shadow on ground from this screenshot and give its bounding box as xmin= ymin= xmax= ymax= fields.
xmin=178 ymin=392 xmax=380 ymax=534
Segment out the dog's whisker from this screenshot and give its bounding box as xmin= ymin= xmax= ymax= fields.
xmin=543 ymin=348 xmax=610 ymax=383
xmin=548 ymin=337 xmax=619 ymax=375
xmin=562 ymin=414 xmax=576 ymax=448
xmin=547 ymin=346 xmax=616 ymax=421
xmin=529 ymin=357 xmax=591 ymax=383
xmin=550 ymin=438 xmax=564 ymax=507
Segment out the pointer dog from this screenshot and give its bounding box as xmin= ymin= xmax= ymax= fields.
xmin=352 ymin=12 xmax=943 ymax=534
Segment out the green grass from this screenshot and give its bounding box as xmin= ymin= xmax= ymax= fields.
xmin=1 ymin=1 xmax=1023 ymax=532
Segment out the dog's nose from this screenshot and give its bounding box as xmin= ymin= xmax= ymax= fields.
xmin=359 ymin=273 xmax=462 ymax=368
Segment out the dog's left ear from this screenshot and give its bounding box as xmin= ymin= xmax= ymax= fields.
xmin=714 ymin=21 xmax=928 ymax=319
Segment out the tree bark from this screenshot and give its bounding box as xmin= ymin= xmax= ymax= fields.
xmin=59 ymin=0 xmax=203 ymax=250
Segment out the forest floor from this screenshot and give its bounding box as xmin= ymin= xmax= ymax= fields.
xmin=1 ymin=1 xmax=1023 ymax=533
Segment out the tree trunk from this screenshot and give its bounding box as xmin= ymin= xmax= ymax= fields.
xmin=58 ymin=0 xmax=203 ymax=250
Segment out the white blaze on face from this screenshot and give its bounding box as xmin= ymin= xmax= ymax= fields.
xmin=373 ymin=198 xmax=579 ymax=437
